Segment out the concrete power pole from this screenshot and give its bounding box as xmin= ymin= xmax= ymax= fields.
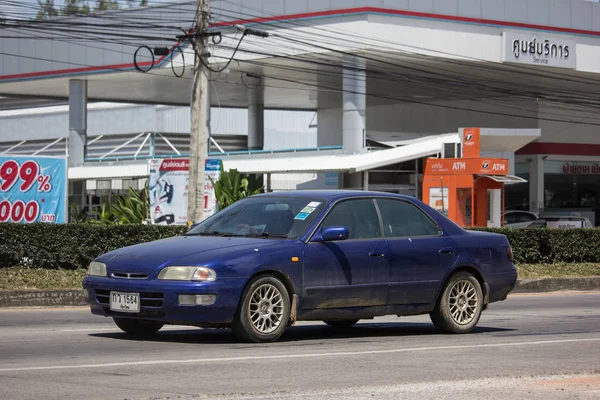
xmin=187 ymin=0 xmax=210 ymax=225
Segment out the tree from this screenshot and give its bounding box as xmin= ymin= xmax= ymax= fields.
xmin=127 ymin=0 xmax=148 ymax=6
xmin=95 ymin=0 xmax=120 ymax=12
xmin=36 ymin=0 xmax=149 ymax=19
xmin=36 ymin=0 xmax=60 ymax=19
xmin=62 ymin=0 xmax=90 ymax=16
xmin=209 ymin=166 xmax=264 ymax=211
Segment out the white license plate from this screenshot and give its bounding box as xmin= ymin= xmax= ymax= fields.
xmin=109 ymin=291 xmax=140 ymax=313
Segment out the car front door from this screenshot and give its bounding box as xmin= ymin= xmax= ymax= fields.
xmin=301 ymin=198 xmax=389 ymax=310
xmin=375 ymin=198 xmax=458 ymax=305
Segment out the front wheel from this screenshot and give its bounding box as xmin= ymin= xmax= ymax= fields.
xmin=232 ymin=276 xmax=291 ymax=343
xmin=113 ymin=317 xmax=164 ymax=336
xmin=430 ymin=272 xmax=483 ymax=334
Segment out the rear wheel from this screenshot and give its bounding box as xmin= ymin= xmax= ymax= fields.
xmin=323 ymin=319 xmax=359 ymax=329
xmin=232 ymin=276 xmax=291 ymax=343
xmin=430 ymin=272 xmax=483 ymax=334
xmin=113 ymin=317 xmax=163 ymax=336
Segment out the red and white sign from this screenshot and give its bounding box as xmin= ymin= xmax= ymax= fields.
xmin=148 ymin=158 xmax=221 ymax=225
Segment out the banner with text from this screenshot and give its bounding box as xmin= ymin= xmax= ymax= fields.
xmin=0 ymin=156 xmax=67 ymax=224
xmin=149 ymin=158 xmax=221 ymax=225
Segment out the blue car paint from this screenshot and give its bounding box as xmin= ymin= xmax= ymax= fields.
xmin=385 ymin=234 xmax=459 ymax=305
xmin=302 ymin=236 xmax=389 ymax=309
xmin=82 ymin=190 xmax=517 ymax=327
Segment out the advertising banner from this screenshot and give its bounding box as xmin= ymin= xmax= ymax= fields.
xmin=0 ymin=156 xmax=67 ymax=224
xmin=429 ymin=187 xmax=449 ymax=217
xmin=149 ymin=158 xmax=221 ymax=225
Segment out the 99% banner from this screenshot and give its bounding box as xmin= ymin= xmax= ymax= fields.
xmin=0 ymin=157 xmax=67 ymax=224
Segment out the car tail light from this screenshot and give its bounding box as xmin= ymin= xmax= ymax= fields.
xmin=507 ymin=246 xmax=514 ymax=262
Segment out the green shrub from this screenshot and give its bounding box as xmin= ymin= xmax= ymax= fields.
xmin=0 ymin=223 xmax=187 ymax=270
xmin=470 ymin=227 xmax=600 ymax=264
xmin=1 ymin=223 xmax=600 ymax=270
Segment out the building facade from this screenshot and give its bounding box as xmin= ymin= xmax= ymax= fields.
xmin=1 ymin=0 xmax=600 ymax=224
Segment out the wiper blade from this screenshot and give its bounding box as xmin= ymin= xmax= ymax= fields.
xmin=245 ymin=232 xmax=289 ymax=238
xmin=187 ymin=230 xmax=233 ymax=237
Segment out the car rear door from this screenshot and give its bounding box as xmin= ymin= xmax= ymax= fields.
xmin=375 ymin=198 xmax=458 ymax=305
xmin=301 ymin=198 xmax=389 ymax=310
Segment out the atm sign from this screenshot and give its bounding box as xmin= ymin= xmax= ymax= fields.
xmin=426 ymin=158 xmax=508 ymax=176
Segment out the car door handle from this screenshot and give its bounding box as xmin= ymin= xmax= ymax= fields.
xmin=369 ymin=252 xmax=385 ymax=258
xmin=439 ymin=248 xmax=454 ymax=255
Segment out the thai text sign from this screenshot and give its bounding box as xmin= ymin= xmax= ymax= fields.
xmin=0 ymin=156 xmax=67 ymax=223
xmin=562 ymin=162 xmax=600 ymax=175
xmin=502 ymin=32 xmax=576 ymax=69
xmin=149 ymin=158 xmax=221 ymax=225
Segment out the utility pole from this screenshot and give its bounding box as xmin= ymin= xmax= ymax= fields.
xmin=187 ymin=0 xmax=210 ymax=225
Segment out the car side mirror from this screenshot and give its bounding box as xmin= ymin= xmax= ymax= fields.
xmin=313 ymin=226 xmax=349 ymax=242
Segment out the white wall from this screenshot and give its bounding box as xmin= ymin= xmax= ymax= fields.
xmin=537 ymin=101 xmax=600 ymax=144
xmin=317 ymin=107 xmax=343 ymax=147
xmin=365 ymin=98 xmax=538 ymax=138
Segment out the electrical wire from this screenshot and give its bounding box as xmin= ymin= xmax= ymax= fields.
xmin=4 ymin=1 xmax=600 ymax=127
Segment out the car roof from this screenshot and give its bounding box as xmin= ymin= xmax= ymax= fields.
xmin=253 ymin=190 xmax=415 ymax=202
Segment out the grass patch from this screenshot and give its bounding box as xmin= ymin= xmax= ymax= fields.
xmin=0 ymin=264 xmax=599 ymax=290
xmin=0 ymin=267 xmax=86 ymax=290
xmin=517 ymin=263 xmax=600 ymax=279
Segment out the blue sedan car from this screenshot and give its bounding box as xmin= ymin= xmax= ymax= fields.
xmin=82 ymin=190 xmax=517 ymax=343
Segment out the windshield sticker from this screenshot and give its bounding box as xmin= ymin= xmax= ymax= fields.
xmin=306 ymin=201 xmax=321 ymax=208
xmin=295 ymin=212 xmax=309 ymax=220
xmin=301 ymin=206 xmax=316 ymax=214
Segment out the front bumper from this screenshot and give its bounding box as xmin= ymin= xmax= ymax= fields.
xmin=82 ymin=276 xmax=247 ymax=325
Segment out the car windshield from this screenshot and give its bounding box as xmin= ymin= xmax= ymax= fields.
xmin=186 ymin=196 xmax=327 ymax=239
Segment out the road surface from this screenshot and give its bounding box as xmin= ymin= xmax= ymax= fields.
xmin=0 ymin=292 xmax=599 ymax=399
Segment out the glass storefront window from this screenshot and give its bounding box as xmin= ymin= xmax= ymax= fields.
xmin=544 ymin=161 xmax=600 ymax=208
xmin=505 ymin=162 xmax=529 ymax=210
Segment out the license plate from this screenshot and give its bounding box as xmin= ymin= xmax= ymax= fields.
xmin=109 ymin=291 xmax=140 ymax=313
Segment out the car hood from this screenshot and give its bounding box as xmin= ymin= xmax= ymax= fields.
xmin=97 ymin=235 xmax=284 ymax=273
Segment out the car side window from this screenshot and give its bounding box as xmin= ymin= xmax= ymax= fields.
xmin=376 ymin=198 xmax=440 ymax=237
xmin=321 ymin=199 xmax=382 ymax=240
xmin=523 ymin=213 xmax=537 ymax=222
xmin=505 ymin=213 xmax=518 ymax=224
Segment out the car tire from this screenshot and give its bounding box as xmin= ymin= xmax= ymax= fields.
xmin=232 ymin=276 xmax=291 ymax=343
xmin=430 ymin=271 xmax=483 ymax=334
xmin=323 ymin=319 xmax=359 ymax=328
xmin=113 ymin=317 xmax=164 ymax=336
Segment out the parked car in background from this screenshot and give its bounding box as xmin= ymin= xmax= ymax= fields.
xmin=527 ymin=216 xmax=593 ymax=228
xmin=504 ymin=210 xmax=539 ymax=228
xmin=83 ymin=190 xmax=517 ymax=343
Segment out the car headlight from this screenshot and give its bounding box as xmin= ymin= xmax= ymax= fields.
xmin=88 ymin=261 xmax=107 ymax=277
xmin=158 ymin=266 xmax=217 ymax=281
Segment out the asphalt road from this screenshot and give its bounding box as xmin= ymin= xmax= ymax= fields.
xmin=0 ymin=292 xmax=599 ymax=400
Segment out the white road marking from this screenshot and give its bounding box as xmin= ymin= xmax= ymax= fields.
xmin=59 ymin=326 xmax=184 ymax=332
xmin=59 ymin=328 xmax=115 ymax=332
xmin=1 ymin=337 xmax=599 ymax=373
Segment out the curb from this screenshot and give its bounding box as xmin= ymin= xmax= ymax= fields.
xmin=513 ymin=276 xmax=600 ymax=293
xmin=0 ymin=289 xmax=86 ymax=308
xmin=1 ymin=277 xmax=600 ymax=308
